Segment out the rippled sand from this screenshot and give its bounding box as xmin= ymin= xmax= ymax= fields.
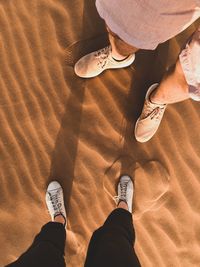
xmin=1 ymin=1 xmax=200 ymax=266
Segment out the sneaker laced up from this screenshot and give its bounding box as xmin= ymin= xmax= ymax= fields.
xmin=141 ymin=101 xmax=166 ymax=121
xmin=115 ymin=175 xmax=134 ymax=213
xmin=46 ymin=181 xmax=67 ymax=227
xmin=135 ymin=83 xmax=167 ymax=143
xmin=74 ymin=45 xmax=135 ymax=78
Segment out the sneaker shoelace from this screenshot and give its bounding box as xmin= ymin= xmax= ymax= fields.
xmin=95 ymin=46 xmax=111 ymax=69
xmin=113 ymin=181 xmax=129 ymax=204
xmin=141 ymin=101 xmax=166 ymax=121
xmin=48 ymin=190 xmax=63 ymax=215
xmin=150 ymin=106 xmax=166 ymax=120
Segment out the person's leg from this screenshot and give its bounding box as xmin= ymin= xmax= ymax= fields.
xmin=150 ymin=60 xmax=189 ymax=104
xmin=74 ymin=26 xmax=136 ymax=78
xmin=84 ymin=175 xmax=141 ymax=267
xmin=6 ymin=181 xmax=67 ymax=267
xmin=106 ymin=26 xmax=139 ymax=60
xmin=135 ymin=27 xmax=200 ymax=142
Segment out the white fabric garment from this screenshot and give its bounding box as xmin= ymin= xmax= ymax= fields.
xmin=96 ymin=0 xmax=200 ymax=49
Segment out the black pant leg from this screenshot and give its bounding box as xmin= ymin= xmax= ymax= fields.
xmin=84 ymin=208 xmax=141 ymax=267
xmin=6 ymin=222 xmax=66 ymax=267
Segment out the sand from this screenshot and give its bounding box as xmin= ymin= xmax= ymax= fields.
xmin=1 ymin=0 xmax=200 ymax=266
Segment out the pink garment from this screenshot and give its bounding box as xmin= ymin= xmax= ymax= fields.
xmin=179 ymin=26 xmax=200 ymax=101
xmin=96 ymin=0 xmax=200 ymax=50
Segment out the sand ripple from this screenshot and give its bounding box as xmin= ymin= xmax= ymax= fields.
xmin=1 ymin=1 xmax=200 ymax=266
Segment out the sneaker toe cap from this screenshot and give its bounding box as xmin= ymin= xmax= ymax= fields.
xmin=135 ymin=119 xmax=158 ymax=143
xmin=74 ymin=58 xmax=87 ymax=77
xmin=120 ymin=175 xmax=132 ymax=183
xmin=47 ymin=181 xmax=62 ymax=191
xmin=74 ymin=54 xmax=100 ymax=78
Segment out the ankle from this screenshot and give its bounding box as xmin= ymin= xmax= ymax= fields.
xmin=111 ymin=47 xmax=130 ymax=61
xmin=117 ymin=200 xmax=129 ymax=211
xmin=150 ymin=90 xmax=166 ymax=105
xmin=54 ymin=214 xmax=66 ymax=225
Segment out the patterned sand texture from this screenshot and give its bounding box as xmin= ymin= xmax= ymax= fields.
xmin=1 ymin=0 xmax=200 ymax=266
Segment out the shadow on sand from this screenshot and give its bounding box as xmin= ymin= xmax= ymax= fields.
xmin=48 ymin=0 xmax=107 ymax=210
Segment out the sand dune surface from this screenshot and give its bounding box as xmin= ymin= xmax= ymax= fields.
xmin=1 ymin=0 xmax=200 ymax=266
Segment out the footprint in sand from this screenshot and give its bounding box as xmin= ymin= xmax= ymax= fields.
xmin=103 ymin=157 xmax=170 ymax=219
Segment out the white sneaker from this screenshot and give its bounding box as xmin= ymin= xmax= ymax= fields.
xmin=46 ymin=181 xmax=67 ymax=226
xmin=115 ymin=175 xmax=134 ymax=213
xmin=74 ymin=45 xmax=135 ymax=78
xmin=135 ymin=83 xmax=167 ymax=143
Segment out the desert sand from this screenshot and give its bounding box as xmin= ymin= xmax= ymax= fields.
xmin=1 ymin=0 xmax=200 ymax=266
